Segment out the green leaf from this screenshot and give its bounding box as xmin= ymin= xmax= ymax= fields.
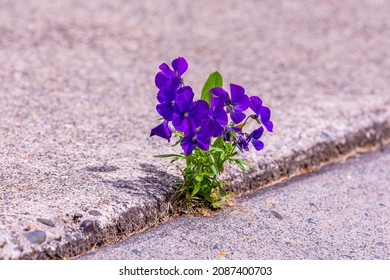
xmin=209 ymin=146 xmax=224 ymax=152
xmin=212 ymin=135 xmax=224 ymax=148
xmin=236 ymin=158 xmax=252 ymax=167
xmin=211 ymin=165 xmax=218 ymax=176
xmin=170 ymin=158 xmax=182 ymax=164
xmin=191 ymin=183 xmax=202 ymax=197
xmin=208 ymin=153 xmax=216 ymax=163
xmin=171 ymin=138 xmax=182 ymax=147
xmin=230 ymin=151 xmax=239 ymax=157
xmin=195 ymin=174 xmax=203 ymax=182
xmin=201 ymin=71 xmax=223 ymax=105
xmin=204 ymin=194 xmax=214 ymax=202
xmin=231 ymin=158 xmax=252 ymax=173
xmin=219 ymin=186 xmax=227 ymax=198
xmin=154 ymin=154 xmax=184 ymax=158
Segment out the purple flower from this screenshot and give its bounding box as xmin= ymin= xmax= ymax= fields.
xmin=172 ymin=86 xmax=209 ymax=133
xmin=207 ymin=96 xmax=228 ymax=137
xmin=154 ymin=57 xmax=188 ymax=121
xmin=210 ymin=84 xmax=249 ymax=124
xmin=236 ymin=127 xmax=264 ymax=151
xmin=249 ymin=96 xmax=273 ymax=132
xmin=156 ymin=77 xmax=181 ymax=121
xmin=224 ymin=125 xmax=242 ymax=142
xmin=150 ymin=120 xmax=172 ymax=142
xmin=155 ymin=57 xmax=188 ymax=89
xmin=209 ymin=87 xmax=229 ymax=103
xmin=249 ymin=126 xmax=265 ymax=151
xmin=238 ymin=137 xmax=251 ymax=151
xmin=181 ymin=121 xmax=214 ymax=155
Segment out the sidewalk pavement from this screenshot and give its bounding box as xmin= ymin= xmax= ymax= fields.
xmin=1 ymin=0 xmax=390 ymax=259
xmin=80 ymin=145 xmax=390 ymax=260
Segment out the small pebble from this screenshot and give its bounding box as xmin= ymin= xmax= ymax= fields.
xmin=270 ymin=210 xmax=283 ymax=220
xmin=0 ymin=239 xmax=7 ymax=248
xmin=36 ymin=218 xmax=55 ymax=227
xmin=321 ymin=131 xmax=331 ymax=138
xmin=73 ymin=233 xmax=82 ymax=242
xmin=340 ymin=254 xmax=352 ymax=259
xmin=131 ymin=249 xmax=141 ymax=255
xmin=73 ymin=213 xmax=83 ymax=220
xmin=86 ymin=165 xmax=119 ymax=172
xmin=14 ymin=246 xmax=24 ymax=252
xmin=25 ymin=230 xmax=46 ymax=244
xmin=88 ymin=210 xmax=102 ymax=216
xmin=80 ymin=220 xmax=96 ymax=232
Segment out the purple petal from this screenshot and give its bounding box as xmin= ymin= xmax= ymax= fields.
xmin=231 ymin=126 xmax=243 ymax=134
xmin=224 ymin=131 xmax=231 ymax=142
xmin=252 ymin=126 xmax=264 ymax=139
xmin=159 ymin=63 xmax=175 ymax=78
xmin=156 ymin=88 xmax=167 ymax=103
xmin=252 ymin=139 xmax=264 ymax=151
xmin=157 ymin=86 xmax=175 ymax=103
xmin=190 ymin=100 xmax=209 ymax=126
xmin=198 ymin=119 xmax=215 ymax=136
xmin=249 ymin=96 xmax=262 ymax=114
xmin=186 ymin=117 xmax=196 ymax=133
xmin=155 ymin=72 xmax=170 ymax=89
xmin=171 ymin=57 xmax=188 ymax=78
xmin=196 ymin=121 xmax=213 ymax=150
xmin=181 ymin=135 xmax=196 ymax=155
xmin=210 ymin=95 xmax=224 ymax=110
xmin=230 ymin=110 xmax=246 ymax=124
xmin=169 ymin=77 xmax=181 ymax=91
xmin=259 ymin=106 xmax=271 ymax=124
xmin=174 ymin=86 xmax=194 ymax=113
xmin=172 ymin=113 xmax=184 ymax=129
xmin=156 ymin=102 xmax=174 ymax=121
xmin=213 ymin=107 xmax=228 ymax=126
xmin=264 ymin=120 xmax=273 ymax=132
xmin=209 ymin=87 xmax=229 ymax=103
xmin=213 ymin=122 xmax=224 ymax=137
xmin=224 ymin=125 xmax=242 ymax=141
xmin=237 ymin=136 xmax=250 ymax=151
xmin=157 ymin=77 xmax=181 ymax=103
xmin=233 ymin=98 xmax=249 ymax=112
xmin=196 ymin=135 xmax=210 ymax=151
xmin=172 ymin=113 xmax=196 ymax=133
xmin=150 ymin=121 xmax=172 ymax=142
xmin=230 ymin=84 xmax=249 ymax=111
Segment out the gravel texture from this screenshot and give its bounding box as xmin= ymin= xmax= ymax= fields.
xmin=80 ymin=145 xmax=390 ymax=260
xmin=1 ymin=0 xmax=390 ymax=259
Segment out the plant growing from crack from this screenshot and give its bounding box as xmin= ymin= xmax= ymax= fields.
xmin=150 ymin=57 xmax=273 ymax=208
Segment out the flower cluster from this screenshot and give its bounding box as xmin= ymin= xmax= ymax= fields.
xmin=150 ymin=57 xmax=273 ymax=155
xmin=150 ymin=57 xmax=274 ymax=206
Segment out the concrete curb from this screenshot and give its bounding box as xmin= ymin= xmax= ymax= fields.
xmin=12 ymin=118 xmax=390 ymax=260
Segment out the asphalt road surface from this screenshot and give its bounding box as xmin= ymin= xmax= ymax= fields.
xmin=80 ymin=145 xmax=390 ymax=259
